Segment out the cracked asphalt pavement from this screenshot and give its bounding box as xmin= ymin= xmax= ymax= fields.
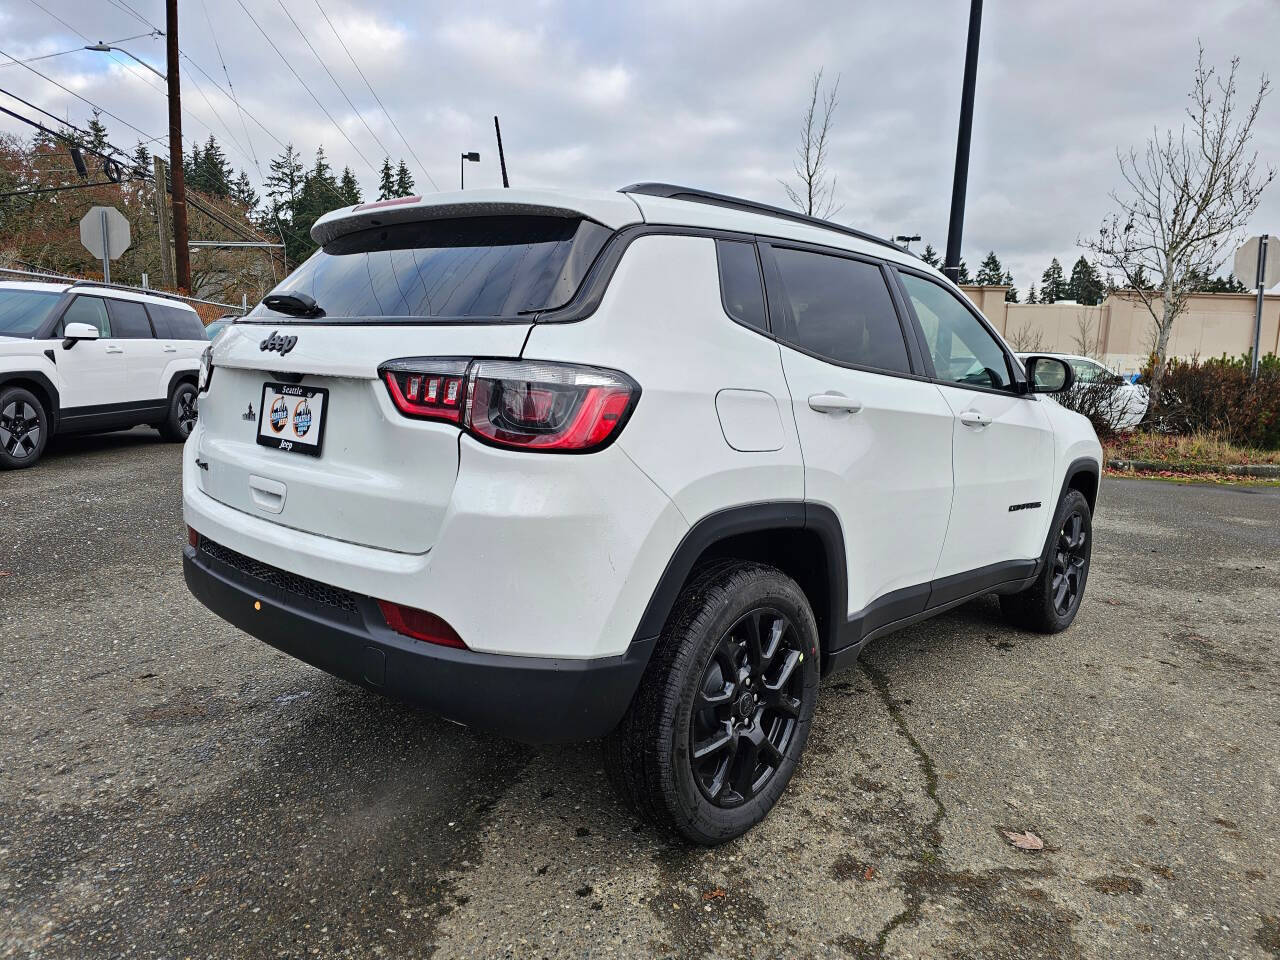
xmin=2 ymin=428 xmax=1279 ymax=959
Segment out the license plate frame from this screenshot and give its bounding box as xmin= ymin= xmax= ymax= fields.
xmin=256 ymin=382 xmax=329 ymax=457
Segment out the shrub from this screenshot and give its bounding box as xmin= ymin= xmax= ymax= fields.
xmin=1145 ymin=353 xmax=1280 ymax=449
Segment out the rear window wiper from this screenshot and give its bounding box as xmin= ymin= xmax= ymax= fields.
xmin=262 ymin=292 xmax=325 ymax=317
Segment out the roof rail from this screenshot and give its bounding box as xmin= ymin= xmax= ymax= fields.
xmin=67 ymin=278 xmax=196 ymax=306
xmin=618 ymin=182 xmax=908 ymax=254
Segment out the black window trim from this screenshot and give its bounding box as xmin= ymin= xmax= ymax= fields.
xmin=714 ymin=238 xmax=772 ymax=335
xmin=757 ymin=238 xmax=926 ymax=381
xmin=105 ymin=296 xmax=157 ymax=339
xmin=889 ymin=264 xmax=1032 ymax=398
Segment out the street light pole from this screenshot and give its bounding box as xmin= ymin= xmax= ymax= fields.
xmin=460 ymin=151 xmax=479 ymax=190
xmin=84 ymin=42 xmax=165 ymax=81
xmin=165 ymin=0 xmax=190 ymax=292
xmin=943 ymin=0 xmax=983 ymax=285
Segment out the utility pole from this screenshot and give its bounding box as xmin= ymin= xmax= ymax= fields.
xmin=943 ymin=0 xmax=983 ymax=285
xmin=166 ymin=0 xmax=190 ymax=292
xmin=152 ymin=156 xmax=175 ymax=288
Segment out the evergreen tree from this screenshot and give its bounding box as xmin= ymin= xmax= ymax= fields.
xmin=1128 ymin=264 xmax=1153 ymax=291
xmin=975 ymin=251 xmax=1005 ymax=286
xmin=1066 ymin=256 xmax=1105 ymax=305
xmin=1186 ymin=268 xmax=1248 ymax=293
xmin=231 ymin=170 xmax=259 ymax=213
xmin=184 ymin=142 xmax=202 ymax=187
xmin=920 ymin=243 xmax=941 ymax=268
xmin=1003 ymin=270 xmax=1018 ymax=302
xmin=196 ymin=135 xmax=233 ymax=197
xmin=394 ymin=160 xmax=414 ymax=197
xmin=1040 ymin=258 xmax=1067 ymax=302
xmin=955 ymin=259 xmax=971 ymax=284
xmin=132 ymin=141 xmax=151 ymax=175
xmin=338 ymin=166 xmax=362 ymax=205
xmin=264 ymin=144 xmax=306 ymax=262
xmin=1025 ymin=284 xmax=1038 ymax=304
xmin=287 ymin=146 xmax=342 ymax=260
xmin=84 ymin=110 xmax=110 ymax=152
xmin=377 ymin=157 xmax=395 ymax=201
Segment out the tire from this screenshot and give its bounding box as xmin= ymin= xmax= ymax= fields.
xmin=604 ymin=561 xmax=821 ymax=845
xmin=0 ymin=386 xmax=49 ymax=470
xmin=159 ymin=381 xmax=198 ymax=442
xmin=999 ymin=489 xmax=1092 ymax=633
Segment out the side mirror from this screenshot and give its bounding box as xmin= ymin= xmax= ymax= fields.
xmin=62 ymin=322 xmax=100 ymax=350
xmin=1023 ymin=355 xmax=1074 ymax=394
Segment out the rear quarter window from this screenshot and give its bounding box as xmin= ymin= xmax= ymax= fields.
xmin=149 ymin=303 xmax=206 ymax=340
xmin=716 ymin=240 xmax=768 ymax=332
xmin=251 ymin=215 xmax=613 ymax=322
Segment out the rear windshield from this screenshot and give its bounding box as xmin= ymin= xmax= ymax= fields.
xmin=0 ymin=289 xmax=60 ymax=337
xmin=250 ymin=216 xmax=612 ymax=322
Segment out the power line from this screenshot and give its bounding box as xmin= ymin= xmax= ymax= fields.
xmin=0 ymin=33 xmax=154 ymax=69
xmin=233 ymin=0 xmax=377 ymax=176
xmin=0 ymin=45 xmax=165 ymax=146
xmin=312 ymin=0 xmax=438 ymax=191
xmin=275 ymin=0 xmax=393 ymax=162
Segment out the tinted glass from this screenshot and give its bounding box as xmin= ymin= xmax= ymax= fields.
xmin=0 ymin=289 xmax=60 ymax=337
xmin=716 ymin=240 xmax=767 ymax=331
xmin=61 ymin=296 xmax=111 ymax=337
xmin=150 ymin=303 xmax=206 ymax=340
xmin=106 ymin=298 xmax=153 ymax=338
xmin=899 ymin=274 xmax=1013 ymax=390
xmin=771 ymin=247 xmax=910 ymax=373
xmin=251 ymin=216 xmax=612 ymax=321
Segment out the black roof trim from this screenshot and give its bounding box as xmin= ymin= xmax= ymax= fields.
xmin=67 ymin=278 xmax=195 ymax=307
xmin=618 ymin=182 xmax=907 ymax=255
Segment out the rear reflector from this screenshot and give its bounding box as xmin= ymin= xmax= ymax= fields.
xmin=187 ymin=525 xmax=200 ymax=548
xmin=377 ymin=600 xmax=467 ymax=649
xmin=378 ymin=357 xmax=639 ymax=453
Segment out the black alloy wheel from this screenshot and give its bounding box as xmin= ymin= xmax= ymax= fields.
xmin=177 ymin=387 xmax=198 ymax=437
xmin=1051 ymin=509 xmax=1088 ymax=617
xmin=690 ymin=608 xmax=806 ymax=807
xmin=0 ymin=397 xmax=41 ymax=461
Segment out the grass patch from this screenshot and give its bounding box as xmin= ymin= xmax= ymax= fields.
xmin=1105 ymin=430 xmax=1280 ymax=468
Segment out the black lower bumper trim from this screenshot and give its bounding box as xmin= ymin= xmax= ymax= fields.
xmin=183 ymin=545 xmax=653 ymax=744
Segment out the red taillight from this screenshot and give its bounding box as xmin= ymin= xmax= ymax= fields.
xmin=187 ymin=525 xmax=200 ymax=548
xmin=382 ymin=359 xmax=469 ymax=423
xmin=377 ymin=600 xmax=467 ymax=649
xmin=377 ymin=358 xmax=639 ymax=453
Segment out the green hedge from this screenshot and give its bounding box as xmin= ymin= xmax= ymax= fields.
xmin=1147 ymin=353 xmax=1280 ymax=449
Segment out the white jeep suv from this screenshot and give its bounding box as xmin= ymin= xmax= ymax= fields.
xmin=0 ymin=280 xmax=208 ymax=468
xmin=182 ymin=184 xmax=1102 ymax=844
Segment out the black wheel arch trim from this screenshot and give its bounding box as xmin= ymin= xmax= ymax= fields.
xmin=166 ymin=369 xmax=199 ymax=399
xmin=0 ymin=370 xmax=60 ymax=434
xmin=631 ymin=501 xmax=848 ymax=664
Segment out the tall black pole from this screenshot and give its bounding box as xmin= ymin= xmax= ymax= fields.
xmin=943 ymin=0 xmax=982 ymax=285
xmin=166 ymin=0 xmax=190 ymax=292
xmin=494 ymin=116 xmax=509 ymax=188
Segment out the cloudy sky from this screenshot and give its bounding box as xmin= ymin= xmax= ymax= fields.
xmin=2 ymin=0 xmax=1277 ymax=291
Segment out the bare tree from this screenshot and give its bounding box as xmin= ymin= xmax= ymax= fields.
xmin=1007 ymin=321 xmax=1047 ymax=353
xmin=1085 ymin=44 xmax=1273 ymax=405
xmin=781 ymin=69 xmax=842 ymax=219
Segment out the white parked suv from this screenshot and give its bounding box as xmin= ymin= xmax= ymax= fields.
xmin=0 ymin=280 xmax=208 ymax=469
xmin=182 ymin=184 xmax=1102 ymax=843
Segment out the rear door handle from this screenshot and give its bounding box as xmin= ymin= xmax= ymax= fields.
xmin=163 ymin=345 xmax=177 ymax=353
xmin=808 ymin=393 xmax=863 ymax=414
xmin=105 ymin=345 xmax=124 ymax=354
xmin=959 ymin=410 xmax=991 ymax=428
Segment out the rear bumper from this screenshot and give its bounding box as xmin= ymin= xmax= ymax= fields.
xmin=183 ymin=542 xmax=654 ymax=743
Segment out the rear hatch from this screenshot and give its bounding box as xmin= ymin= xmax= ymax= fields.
xmin=195 ymin=197 xmax=631 ymax=553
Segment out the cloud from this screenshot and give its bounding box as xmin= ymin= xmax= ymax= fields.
xmin=1 ymin=0 xmax=1277 ymax=291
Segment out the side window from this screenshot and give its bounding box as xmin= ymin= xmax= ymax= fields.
xmin=60 ymin=296 xmax=111 ymax=337
xmin=715 ymin=239 xmax=767 ymax=332
xmin=105 ymin=299 xmax=154 ymax=339
xmin=770 ymin=246 xmax=911 ymax=374
xmin=898 ymin=273 xmax=1013 ymax=391
xmin=151 ymin=304 xmax=204 ymax=340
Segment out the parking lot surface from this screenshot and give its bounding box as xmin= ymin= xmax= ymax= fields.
xmin=2 ymin=428 xmax=1278 ymax=959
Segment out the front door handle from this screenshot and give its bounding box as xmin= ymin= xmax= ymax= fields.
xmin=959 ymin=410 xmax=991 ymax=428
xmin=105 ymin=345 xmax=124 ymax=354
xmin=808 ymin=393 xmax=863 ymax=415
xmin=163 ymin=345 xmax=177 ymax=353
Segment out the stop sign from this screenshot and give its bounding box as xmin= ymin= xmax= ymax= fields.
xmin=1233 ymin=235 xmax=1279 ymax=290
xmin=79 ymin=205 xmax=132 ymax=260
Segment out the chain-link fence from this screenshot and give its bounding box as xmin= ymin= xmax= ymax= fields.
xmin=0 ymin=266 xmax=249 ymax=326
